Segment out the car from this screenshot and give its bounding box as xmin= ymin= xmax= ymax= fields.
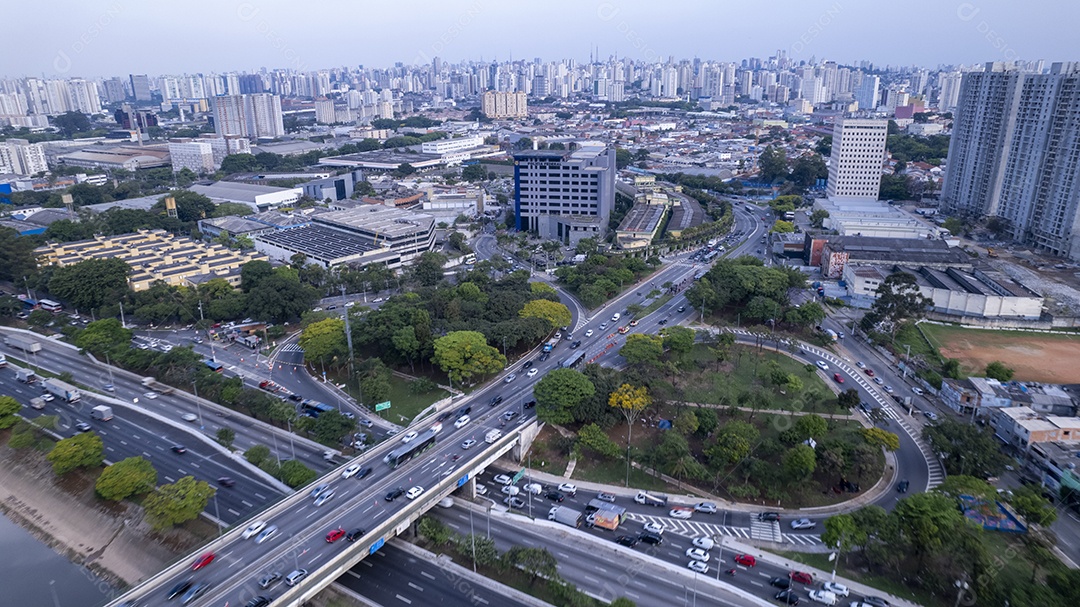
xmin=502 ymin=410 xmax=518 ymax=421
xmin=475 ymin=484 xmax=488 ymax=496
xmin=75 ymin=422 xmax=91 ymax=432
xmin=461 ymin=439 xmax=477 ymax=450
xmin=103 ymin=383 xmax=115 ymax=392
xmin=790 ymin=518 xmax=817 ymax=530
xmin=166 ymin=579 xmax=193 ymax=600
xmin=454 ymin=415 xmax=470 ymax=429
xmin=861 ymin=597 xmax=890 ymax=607
xmin=770 ymin=577 xmax=793 ymax=589
xmin=658 ymin=318 xmax=668 ymax=325
xmin=344 ymin=301 xmax=355 ymax=308
xmin=883 ymin=385 xmax=894 ymax=394
xmin=694 ymin=502 xmax=717 ymax=514
xmin=865 ymin=369 xmax=875 ymax=377
xmin=311 ymin=483 xmax=332 ymax=499
xmin=493 ymin=474 xmax=513 ymax=485
xmin=670 ymin=507 xmax=693 ymax=519
xmin=897 ymin=479 xmax=910 ymax=493
xmin=218 ymin=477 xmax=236 ymax=487
xmin=144 ymin=392 xmax=158 ymax=400
xmin=355 ymin=466 xmax=372 ymax=479
xmin=924 ymin=411 xmax=938 ymax=421
xmin=504 ymin=496 xmax=526 ymax=509
xmin=401 ymin=430 xmax=418 ymax=443
xmin=873 ymin=376 xmax=884 ymax=385
xmin=322 ymin=527 xmax=346 ymax=543
xmin=171 ymin=445 xmax=187 ymax=454
xmin=685 ymin=547 xmax=711 ymax=562
xmin=615 ymin=535 xmax=639 ymax=547
xmin=326 ymin=305 xmax=337 ymax=311
xmin=504 ymin=373 xmax=517 ymax=383
xmin=692 ymin=536 xmax=715 ymax=550
xmin=597 ymin=492 xmax=617 ymax=503
xmin=314 ymin=490 xmax=335 ymax=506
xmin=774 ymin=590 xmax=800 ymax=605
xmin=599 ymin=322 xmax=608 ymax=330
xmin=522 ymin=482 xmax=544 ymax=495
xmin=855 ymin=361 xmax=866 ymax=369
xmin=524 ymin=400 xmax=537 ymax=409
xmin=181 ymin=413 xmax=198 ymax=422
xmin=585 ymin=329 xmax=594 ymax=337
xmin=617 ymin=326 xmax=629 ymax=335
xmin=554 ymin=332 xmax=562 ymax=340
xmin=611 ymin=313 xmax=621 ymax=322
xmin=629 ymin=319 xmax=639 ymax=327
xmin=341 ymin=464 xmax=364 ymax=479
xmin=638 ymin=532 xmax=664 ymax=545
xmin=257 ymin=572 xmax=282 ymax=589
xmin=343 ymin=528 xmax=367 ymax=542
xmin=385 ymin=487 xmax=405 ymax=501
xmin=734 ymin=554 xmax=757 ymax=567
xmin=490 ymin=396 xmax=504 ymax=406
xmin=285 ymin=569 xmax=308 ymax=587
xmin=833 ymin=373 xmax=844 ymax=384
xmin=790 ymin=571 xmax=814 ymax=585
xmin=359 ymin=418 xmax=374 ymax=428
xmin=245 ymin=597 xmax=272 ymax=607
xmin=758 ymin=512 xmax=781 ymax=522
xmin=570 ymin=341 xmax=581 ymax=349
xmin=242 ymin=521 xmax=267 ymax=539
xmin=527 ymin=368 xmax=539 ymax=377
xmin=406 ymin=486 xmax=425 ymax=499
xmin=538 ymin=352 xmax=551 ymax=362
xmin=912 ymin=386 xmax=925 ymax=396
xmin=522 ymin=360 xmax=533 ymax=369
xmin=821 ymin=582 xmax=849 ymax=597
xmin=642 ymin=521 xmax=665 ymax=535
xmin=688 ymin=560 xmax=709 ymax=574
xmin=558 ymin=482 xmax=577 ymax=496
xmin=40 ymin=393 xmax=54 ymax=402
xmin=191 ymin=552 xmax=215 ymax=570
xmin=815 ymin=360 xmax=830 ymax=371
xmin=545 ymin=490 xmax=565 ymax=502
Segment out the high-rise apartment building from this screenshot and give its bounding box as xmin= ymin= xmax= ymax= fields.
xmin=936 ymin=71 xmax=963 ymax=112
xmin=129 ymin=74 xmax=151 ymax=102
xmin=943 ymin=62 xmax=1080 ymax=259
xmin=314 ymin=98 xmax=336 ymax=124
xmin=513 ymin=145 xmax=616 ymax=245
xmin=855 ymin=75 xmax=879 ymax=111
xmin=826 ymin=118 xmax=888 ymax=202
xmin=211 ymin=93 xmax=285 ymax=139
xmin=481 ymin=91 xmax=527 ymax=119
xmin=168 ymin=141 xmax=215 ymax=174
xmin=0 ymin=139 xmax=48 ymax=176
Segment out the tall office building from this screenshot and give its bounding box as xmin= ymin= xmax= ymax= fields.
xmin=481 ymin=91 xmax=527 ymax=119
xmin=211 ymin=93 xmax=285 ymax=139
xmin=513 ymin=145 xmax=616 ymax=245
xmin=943 ymin=62 xmax=1080 ymax=259
xmin=129 ymin=74 xmax=151 ymax=102
xmin=855 ymin=75 xmax=880 ymax=111
xmin=826 ymin=118 xmax=888 ymax=202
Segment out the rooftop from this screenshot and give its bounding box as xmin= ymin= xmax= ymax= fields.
xmin=313 ymin=205 xmax=435 ymax=238
xmin=189 ymin=182 xmax=300 ymax=204
xmin=256 ymin=225 xmax=379 ymax=261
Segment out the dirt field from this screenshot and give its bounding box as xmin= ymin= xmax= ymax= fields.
xmin=921 ymin=323 xmax=1080 ymax=383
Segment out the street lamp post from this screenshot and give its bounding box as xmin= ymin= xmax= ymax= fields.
xmin=192 ymin=381 xmax=204 ymax=429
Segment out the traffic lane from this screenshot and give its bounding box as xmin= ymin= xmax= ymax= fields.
xmin=340 ymin=542 xmax=536 ymax=607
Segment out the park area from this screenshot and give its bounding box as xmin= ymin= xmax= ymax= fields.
xmin=919 ymin=323 xmax=1080 ymax=383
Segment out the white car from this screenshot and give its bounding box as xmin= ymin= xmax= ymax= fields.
xmin=821 ymin=582 xmax=849 ymax=597
xmin=642 ymin=522 xmax=665 ymax=535
xmin=585 ymin=329 xmax=594 ymax=337
xmin=144 ymin=392 xmax=158 ymax=400
xmin=501 ymin=485 xmax=519 ymax=496
xmin=254 ymin=525 xmax=278 ymax=544
xmin=523 ymin=482 xmax=543 ymax=495
xmin=670 ymin=507 xmax=694 ymax=519
xmin=855 ymin=361 xmax=866 ymax=369
xmin=685 ymin=547 xmax=711 ymax=562
xmin=504 ymin=373 xmax=517 ymax=383
xmin=401 ymin=431 xmax=418 ymax=443
xmin=527 ymin=368 xmax=539 ymax=377
xmin=883 ymin=385 xmax=894 ymax=394
xmin=475 ymin=484 xmax=488 ymax=496
xmin=790 ymin=518 xmax=817 ymax=530
xmin=342 ymin=464 xmax=362 ymax=479
xmin=599 ymin=322 xmax=608 ymax=330
xmin=40 ymin=393 xmax=55 ymax=402
xmin=815 ymin=360 xmax=830 ymax=371
xmin=461 ymin=439 xmax=477 ymax=450
xmin=873 ymin=376 xmax=884 ymax=385
xmin=692 ymin=537 xmax=715 ymax=550
xmin=241 ymin=521 xmax=266 ymax=539
xmin=493 ymin=474 xmax=513 ymax=485
xmin=687 ymin=560 xmax=709 ymax=574
xmin=558 ymin=483 xmax=577 ymax=496
xmin=406 ymin=486 xmax=424 ymax=500
xmin=181 ymin=413 xmax=198 ymax=422
xmin=314 ymin=490 xmax=335 ymax=507
xmin=808 ymin=590 xmax=838 ymax=605
xmin=454 ymin=415 xmax=470 ymax=429
xmin=912 ymin=386 xmax=925 ymax=395
xmin=694 ymin=502 xmax=718 ymax=514
xmin=611 ymin=313 xmax=621 ymax=322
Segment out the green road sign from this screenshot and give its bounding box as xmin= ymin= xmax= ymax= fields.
xmin=375 ymin=401 xmax=391 ymax=412
xmin=512 ymin=468 xmax=526 ymax=484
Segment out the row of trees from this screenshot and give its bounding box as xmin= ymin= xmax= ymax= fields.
xmin=684 ymin=256 xmax=818 ymax=327
xmin=554 ymin=252 xmax=660 ymax=309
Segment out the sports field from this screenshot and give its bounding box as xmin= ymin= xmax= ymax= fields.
xmin=920 ymin=323 xmax=1080 ymax=383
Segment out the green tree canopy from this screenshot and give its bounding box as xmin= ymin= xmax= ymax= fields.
xmin=577 ymin=422 xmax=620 ymax=458
xmin=432 ymin=330 xmax=506 ymax=385
xmin=49 ymin=258 xmax=131 ymax=312
xmin=95 ymin=456 xmax=157 ymax=501
xmin=782 ymin=444 xmax=816 ymax=480
xmin=278 ymin=459 xmax=318 ymax=488
xmin=923 ymin=418 xmax=1010 ymax=479
xmin=620 ymin=333 xmax=664 ymax=367
xmin=519 ymin=299 xmax=572 ymax=330
xmin=47 ymin=432 xmax=104 ymax=475
xmin=859 ymin=271 xmax=933 ymax=339
xmin=75 ymin=318 xmax=133 ymax=355
xmin=534 ymin=368 xmax=596 ymax=425
xmin=143 ymin=476 xmax=216 ymax=530
xmin=299 ymin=317 xmax=347 ymax=366
xmin=0 ymin=396 xmax=20 ymax=429
xmin=984 ymin=361 xmax=1015 ymax=382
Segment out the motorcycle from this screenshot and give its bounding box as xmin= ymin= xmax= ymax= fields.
xmin=726 ymin=568 xmax=737 ymax=576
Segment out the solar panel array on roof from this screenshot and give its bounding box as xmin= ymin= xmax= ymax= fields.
xmin=257 ymin=226 xmax=378 ymax=261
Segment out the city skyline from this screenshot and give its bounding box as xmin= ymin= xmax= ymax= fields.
xmin=4 ymin=0 xmax=1078 ymax=78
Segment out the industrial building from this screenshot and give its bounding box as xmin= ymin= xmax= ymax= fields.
xmin=188 ymin=182 xmax=302 ymax=212
xmin=817 ymin=235 xmax=970 ymax=278
xmin=811 ymin=198 xmax=942 ymax=239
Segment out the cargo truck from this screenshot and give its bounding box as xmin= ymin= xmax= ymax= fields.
xmin=585 ymin=507 xmax=624 ymax=531
xmin=633 ymin=491 xmax=668 ymax=507
xmin=42 ymin=378 xmax=81 ymax=403
xmin=4 ymin=335 xmax=41 ymax=353
xmin=29 ymin=397 xmax=45 ymax=410
xmin=140 ymin=376 xmax=175 ymax=395
xmin=0 ymin=353 xmax=6 ymax=368
xmin=15 ymin=368 xmax=37 ymax=383
xmin=547 ymin=506 xmax=583 ymax=528
xmin=90 ymin=405 xmax=113 ymax=421
xmin=543 ymin=337 xmax=559 ymax=352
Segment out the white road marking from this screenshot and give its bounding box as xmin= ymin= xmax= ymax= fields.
xmin=395 ymin=594 xmax=412 ymax=604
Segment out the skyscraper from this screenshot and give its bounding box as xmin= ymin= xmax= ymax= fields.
xmin=936 ymin=71 xmax=963 ymax=112
xmin=943 ymin=62 xmax=1080 ymax=259
xmin=211 ymin=93 xmax=285 ymax=139
xmin=826 ymin=118 xmax=888 ymax=202
xmin=855 ymin=75 xmax=879 ymax=111
xmin=129 ymin=74 xmax=151 ymax=102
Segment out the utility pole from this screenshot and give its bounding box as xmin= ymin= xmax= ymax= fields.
xmin=340 ymin=285 xmax=357 ymax=408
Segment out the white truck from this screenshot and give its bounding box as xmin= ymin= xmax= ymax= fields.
xmin=90 ymin=405 xmax=113 ymax=421
xmin=547 ymin=506 xmax=583 ymax=528
xmin=29 ymin=397 xmax=46 ymax=410
xmin=140 ymin=376 xmax=174 ymax=395
xmin=4 ymin=335 xmax=41 ymax=353
xmin=634 ymin=491 xmax=668 ymax=507
xmin=485 ymin=429 xmax=503 ymax=444
xmin=15 ymin=368 xmax=37 ymax=383
xmin=42 ymin=378 xmax=81 ymax=403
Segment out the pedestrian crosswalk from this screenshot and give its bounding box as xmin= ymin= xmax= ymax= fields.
xmin=280 ymin=343 xmax=304 ymax=353
xmin=626 ymin=512 xmax=823 ymax=546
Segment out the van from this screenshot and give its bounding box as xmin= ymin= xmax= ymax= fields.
xmin=29 ymin=397 xmax=46 ymax=410
xmin=611 ymin=313 xmax=621 ymax=322
xmin=485 ymin=429 xmax=503 ymax=444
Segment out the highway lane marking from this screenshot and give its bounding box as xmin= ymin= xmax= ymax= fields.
xmin=362 ymin=504 xmax=374 ymax=514
xmin=242 ymin=500 xmax=253 ymax=507
xmin=447 ymin=522 xmax=462 ymax=530
xmin=347 ymin=571 xmax=362 ymax=579
xmin=165 ymin=476 xmax=175 ymax=483
xmin=143 ymin=451 xmax=153 ymax=458
xmin=750 ymin=581 xmax=764 ymax=587
xmin=626 ymin=591 xmax=641 ymax=599
xmin=474 ymin=598 xmax=488 ymax=605
xmin=254 ymin=492 xmax=266 ymax=499
xmin=189 ymin=462 xmax=200 ymax=469
xmin=305 ymin=510 xmax=320 ymax=519
xmin=395 ymin=595 xmax=412 ymax=604
xmin=308 ymin=555 xmax=321 ymax=565
xmin=120 ymin=440 xmax=128 ymax=446
xmin=557 ymin=552 xmax=570 ymax=558
xmin=407 ymin=582 xmax=423 ymax=591
xmin=420 ymin=571 xmax=435 ymax=580
xmin=228 ymin=508 xmax=240 ymax=516
xmin=362 ymin=560 xmax=373 ymax=567
xmin=105 ymin=447 xmax=115 ymax=452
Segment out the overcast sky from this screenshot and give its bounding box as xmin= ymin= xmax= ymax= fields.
xmin=5 ymin=0 xmax=1077 ymax=78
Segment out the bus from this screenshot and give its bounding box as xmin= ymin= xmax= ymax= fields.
xmin=463 ymin=253 xmax=477 ymax=265
xmin=39 ymin=299 xmax=63 ymax=312
xmin=300 ymin=400 xmax=336 ymax=418
xmin=561 ymin=351 xmax=586 ymax=369
xmin=204 ymin=360 xmax=224 ymax=373
xmin=384 ymin=428 xmax=439 ymax=468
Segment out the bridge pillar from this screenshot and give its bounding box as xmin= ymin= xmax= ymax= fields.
xmin=511 ymin=420 xmax=542 ymax=462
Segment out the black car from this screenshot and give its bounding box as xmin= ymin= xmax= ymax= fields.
xmin=774 ymin=590 xmax=799 ymax=605
xmin=385 ymin=487 xmax=405 ymax=501
xmin=758 ymin=512 xmax=781 ymax=522
xmin=258 ymin=572 xmax=281 ymax=589
xmin=437 ymin=411 xmax=453 ymax=422
xmin=346 ymin=528 xmax=367 ymax=542
xmin=545 ymin=490 xmax=565 ymax=502
xmin=454 ymin=406 xmax=472 ymax=418
xmin=522 ymin=360 xmax=533 ymax=369
xmin=245 ymin=597 xmax=271 ymax=607
xmin=171 ymin=445 xmax=187 ymax=454
xmin=896 ymin=479 xmax=909 ymax=493
xmin=217 ymin=477 xmax=236 ymax=487
xmin=538 ymin=352 xmax=551 ymax=362
xmin=769 ymin=577 xmax=792 ymax=589
xmin=570 ymin=341 xmax=581 ymax=349
xmin=524 ymin=400 xmax=536 ymax=409
xmin=638 ymin=532 xmax=663 ymax=545
xmin=166 ymin=578 xmax=193 ymax=600
xmin=182 ymin=582 xmax=212 ymax=604
xmin=658 ymin=318 xmax=669 ymax=325
xmin=355 ymin=466 xmax=373 ymax=479
xmin=288 ymin=394 xmax=304 ymax=402
xmin=615 ymin=535 xmax=639 ymax=547
xmin=490 ymin=395 xmax=503 ymax=406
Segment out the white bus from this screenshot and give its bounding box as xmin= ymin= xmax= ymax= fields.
xmin=39 ymin=299 xmax=63 ymax=312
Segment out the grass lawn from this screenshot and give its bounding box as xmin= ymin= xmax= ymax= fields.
xmin=571 ymin=457 xmax=680 ymax=493
xmin=524 ymin=425 xmax=572 ymax=476
xmin=334 ymin=372 xmax=448 ymax=425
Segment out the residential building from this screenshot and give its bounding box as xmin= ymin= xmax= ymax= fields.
xmin=211 ymin=93 xmax=285 ymax=140
xmin=129 ymin=74 xmax=152 ymax=102
xmin=990 ymin=406 xmax=1080 ymax=452
xmin=168 ymin=141 xmax=215 ymax=173
xmin=937 ymin=71 xmax=963 ymax=112
xmin=482 ymin=91 xmax=527 ymax=119
xmin=513 ymin=145 xmax=616 ymax=245
xmin=0 ymin=139 xmax=48 ymax=176
xmin=314 ymin=98 xmax=336 ymax=124
xmin=855 ymin=74 xmax=879 ymax=111
xmin=826 ymin=118 xmax=888 ymax=202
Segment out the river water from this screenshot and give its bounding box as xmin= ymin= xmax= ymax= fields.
xmin=0 ymin=512 xmax=115 ymax=607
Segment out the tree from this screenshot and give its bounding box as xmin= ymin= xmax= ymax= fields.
xmin=771 ymin=220 xmax=795 ymax=233
xmin=892 ymin=491 xmax=964 ymax=559
xmin=503 ymin=546 xmax=559 ymax=583
xmin=790 ymin=152 xmax=828 ymax=189
xmin=782 ymin=444 xmax=816 ymax=480
xmin=410 ymin=251 xmax=449 ymax=287
xmin=277 ymin=460 xmax=318 ymax=488
xmin=143 ymin=476 xmax=216 ymax=530
xmin=706 ymin=420 xmax=759 ymax=467
xmin=861 ymin=427 xmax=901 ymax=451
xmin=859 ymin=271 xmax=932 ymax=340
xmin=432 ymin=331 xmax=506 ymax=386
xmin=792 ymin=414 xmax=828 ymax=442
xmin=660 ymin=326 xmax=695 ymax=358
xmin=878 ymin=174 xmax=910 ymax=200
xmin=809 ymin=209 xmax=830 ymax=228
xmin=314 ymin=410 xmax=357 ymax=446
xmin=673 ymin=409 xmax=700 ymax=436
xmin=418 ymin=516 xmax=453 ymax=546
xmin=609 ymin=383 xmax=652 ymax=479
xmin=299 ymin=318 xmax=347 ymax=366
xmin=49 ymin=258 xmax=131 ymax=312
xmin=47 ymin=432 xmax=104 ymax=475
xmin=461 ymin=164 xmax=487 ymax=182
xmin=619 ymin=334 xmax=664 ymax=367
xmin=0 ymin=396 xmax=20 ymax=429
xmin=392 ymin=163 xmax=416 ymax=177
xmin=157 ymin=191 xmax=215 ymax=223
xmin=934 ymin=475 xmax=997 ymax=500
xmin=1010 ymin=485 xmax=1057 ymax=527
xmin=577 ymin=423 xmax=621 ymax=458
xmin=216 ymin=427 xmax=235 ymax=450
xmin=815 ymin=136 xmax=832 ymax=157
xmin=51 ymin=111 xmax=91 ymax=136
xmin=456 ymin=534 xmax=499 ymax=566
xmin=923 ymin=419 xmax=1010 ymax=479
xmin=519 ymin=299 xmax=572 ymax=330
xmin=95 ymin=456 xmax=157 ymax=501
xmin=821 ymin=513 xmax=864 ymax=553
xmin=758 ymin=145 xmax=789 ymax=183
xmin=534 ymin=368 xmax=596 ymax=425
xmin=75 ymin=319 xmax=133 ymax=355
xmin=984 ymin=361 xmax=1015 ymax=382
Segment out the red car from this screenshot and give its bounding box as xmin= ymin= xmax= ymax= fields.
xmin=866 ymin=369 xmax=875 ymax=377
xmin=789 ymin=571 xmax=814 ymax=585
xmin=833 ymin=373 xmax=844 ymax=384
xmin=734 ymin=554 xmax=757 ymax=567
xmin=326 ymin=527 xmax=346 ymax=543
xmin=191 ymin=552 xmax=215 ymax=570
